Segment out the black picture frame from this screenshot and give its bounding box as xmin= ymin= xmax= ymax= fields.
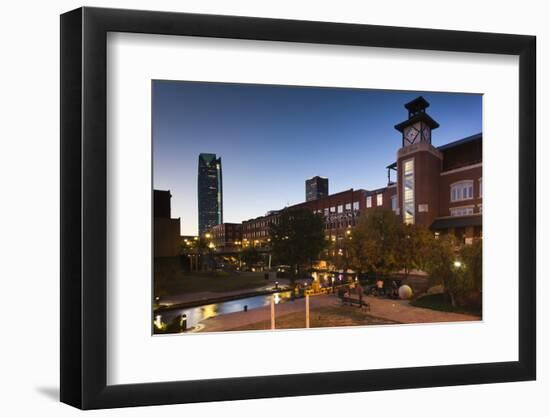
xmin=60 ymin=6 xmax=536 ymax=410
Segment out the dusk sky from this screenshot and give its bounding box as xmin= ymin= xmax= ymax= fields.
xmin=153 ymin=81 xmax=482 ymax=235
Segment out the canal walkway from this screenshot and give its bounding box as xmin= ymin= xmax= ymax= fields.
xmin=199 ymin=293 xmax=480 ymax=333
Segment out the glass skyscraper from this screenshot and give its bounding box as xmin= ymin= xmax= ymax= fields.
xmin=197 ymin=153 xmax=223 ymax=234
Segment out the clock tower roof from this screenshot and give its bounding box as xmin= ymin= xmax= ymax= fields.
xmin=394 ymin=96 xmax=440 ymax=132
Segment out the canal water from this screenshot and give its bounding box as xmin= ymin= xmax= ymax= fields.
xmin=157 ymin=290 xmax=294 ymax=329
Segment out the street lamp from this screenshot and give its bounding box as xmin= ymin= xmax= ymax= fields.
xmin=453 ymin=260 xmax=462 ymax=268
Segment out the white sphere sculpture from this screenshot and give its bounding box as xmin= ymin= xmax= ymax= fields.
xmin=398 ymin=285 xmax=413 ymax=300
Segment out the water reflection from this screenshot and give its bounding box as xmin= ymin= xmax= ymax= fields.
xmin=157 ymin=291 xmax=293 ymax=329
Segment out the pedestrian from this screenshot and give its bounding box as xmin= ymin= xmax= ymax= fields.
xmin=376 ymin=278 xmax=384 ymax=296
xmin=357 ymin=282 xmax=364 ymax=308
xmin=337 ymin=287 xmax=346 ymax=304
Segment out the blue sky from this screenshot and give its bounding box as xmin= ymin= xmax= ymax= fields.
xmin=153 ymin=81 xmax=482 ymax=235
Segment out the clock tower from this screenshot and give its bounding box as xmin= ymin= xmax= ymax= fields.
xmin=394 ymin=96 xmax=440 ymax=147
xmin=394 ymin=96 xmax=442 ymax=227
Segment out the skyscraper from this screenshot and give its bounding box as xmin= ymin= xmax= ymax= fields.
xmin=197 ymin=153 xmax=223 ymax=234
xmin=305 ymin=176 xmax=329 ymax=201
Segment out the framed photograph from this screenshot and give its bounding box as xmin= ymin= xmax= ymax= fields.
xmin=60 ymin=7 xmax=536 ymax=409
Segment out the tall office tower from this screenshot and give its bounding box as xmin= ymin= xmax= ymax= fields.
xmin=305 ymin=176 xmax=329 ymax=202
xmin=197 ymin=153 xmax=223 ymax=234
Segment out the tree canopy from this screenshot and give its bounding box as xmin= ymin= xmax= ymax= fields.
xmin=346 ymin=208 xmax=403 ymax=276
xmin=269 ymin=208 xmax=327 ymax=274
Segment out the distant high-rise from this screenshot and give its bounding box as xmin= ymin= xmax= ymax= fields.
xmin=306 ymin=176 xmax=329 ymax=201
xmin=198 ymin=153 xmax=223 ymax=234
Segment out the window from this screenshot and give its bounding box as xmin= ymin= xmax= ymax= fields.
xmin=366 ymin=196 xmax=372 ymax=208
xmin=450 ymin=206 xmax=474 ymax=217
xmin=324 ymin=208 xmax=329 ymax=216
xmin=330 ymin=206 xmax=336 ymax=213
xmin=377 ymin=194 xmax=383 ymax=206
xmin=391 ymin=195 xmax=398 ymax=214
xmin=450 ymin=180 xmax=474 ymax=202
xmin=353 ymin=201 xmax=359 ymax=211
xmin=345 ymin=203 xmax=351 ymax=211
xmin=402 ymin=159 xmax=414 ymax=224
xmin=337 ymin=205 xmax=343 ymax=213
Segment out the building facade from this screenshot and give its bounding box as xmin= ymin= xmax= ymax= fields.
xmin=197 ymin=153 xmax=223 ymax=235
xmin=234 ymin=96 xmax=482 ymax=247
xmin=153 ymin=189 xmax=181 ymax=257
xmin=242 ymin=210 xmax=281 ymax=248
xmin=374 ymin=97 xmax=482 ymax=243
xmin=305 ymin=176 xmax=329 ymax=201
xmin=210 ymin=222 xmax=243 ymax=250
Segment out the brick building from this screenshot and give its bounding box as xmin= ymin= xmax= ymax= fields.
xmin=208 ymin=96 xmax=481 ymax=249
xmin=153 ymin=190 xmax=181 ymax=257
xmin=210 ymin=222 xmax=242 ymax=250
xmin=382 ymin=97 xmax=482 ymax=243
xmin=241 ymin=210 xmax=281 ymax=248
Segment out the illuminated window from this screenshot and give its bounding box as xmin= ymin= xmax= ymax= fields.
xmin=450 ymin=180 xmax=474 ymax=202
xmin=366 ymin=196 xmax=372 ymax=208
xmin=402 ymin=159 xmax=414 ymax=224
xmin=450 ymin=206 xmax=474 ymax=217
xmin=377 ymin=194 xmax=383 ymax=206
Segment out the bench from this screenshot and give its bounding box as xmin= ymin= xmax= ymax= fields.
xmin=341 ymin=296 xmax=370 ymax=311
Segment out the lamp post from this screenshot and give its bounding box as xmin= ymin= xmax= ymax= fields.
xmin=270 ymin=295 xmax=275 ymax=330
xmin=305 ymin=294 xmax=310 ymax=328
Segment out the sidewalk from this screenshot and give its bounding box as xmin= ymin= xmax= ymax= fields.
xmin=361 ymin=295 xmax=480 ymax=324
xmin=199 ymin=293 xmax=480 ymax=333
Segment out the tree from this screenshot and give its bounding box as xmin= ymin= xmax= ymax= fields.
xmin=241 ymin=247 xmax=261 ymax=267
xmin=424 ymin=235 xmax=482 ymax=308
xmin=457 ymin=239 xmax=483 ymax=307
xmin=397 ymin=224 xmax=433 ymax=278
xmin=347 ymin=208 xmax=402 ymax=276
xmin=424 ymin=234 xmax=457 ymax=295
xmin=269 ymin=208 xmax=327 ymax=277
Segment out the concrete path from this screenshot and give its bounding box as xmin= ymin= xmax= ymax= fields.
xmin=361 ymin=295 xmax=480 ymax=324
xmin=199 ymin=293 xmax=479 ymax=333
xmin=201 ymin=294 xmax=334 ymax=332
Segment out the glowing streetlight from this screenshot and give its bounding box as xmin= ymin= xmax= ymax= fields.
xmin=154 ymin=314 xmax=163 ymax=329
xmin=453 ymin=260 xmax=462 ymax=268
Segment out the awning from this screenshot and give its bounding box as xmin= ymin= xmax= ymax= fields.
xmin=430 ymin=215 xmax=482 ymax=230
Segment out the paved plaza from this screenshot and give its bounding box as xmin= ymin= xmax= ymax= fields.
xmin=199 ymin=293 xmax=480 ymax=333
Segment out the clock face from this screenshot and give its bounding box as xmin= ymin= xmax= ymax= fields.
xmin=404 ymin=126 xmax=418 ymax=144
